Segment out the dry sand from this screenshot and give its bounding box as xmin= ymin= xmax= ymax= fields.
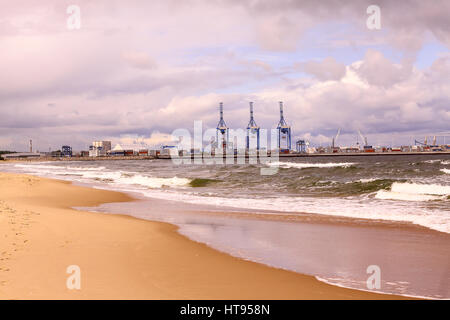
xmin=0 ymin=172 xmax=409 ymax=299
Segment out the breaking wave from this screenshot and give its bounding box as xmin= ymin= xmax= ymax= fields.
xmin=269 ymin=161 xmax=355 ymax=169
xmin=3 ymin=159 xmax=449 ymax=234
xmin=423 ymin=160 xmax=450 ymax=165
xmin=375 ymin=182 xmax=450 ymax=201
xmin=13 ymin=163 xmax=190 ymax=189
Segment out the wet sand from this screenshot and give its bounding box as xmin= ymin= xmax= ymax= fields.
xmin=91 ymin=195 xmax=450 ymax=299
xmin=0 ymin=172 xmax=411 ymax=299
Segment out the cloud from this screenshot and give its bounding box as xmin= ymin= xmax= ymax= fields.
xmin=253 ymin=13 xmax=309 ymax=51
xmin=352 ymin=49 xmax=414 ymax=87
xmin=0 ymin=1 xmax=449 ymax=151
xmin=236 ymin=0 xmax=450 ymax=51
xmin=296 ymin=57 xmax=346 ymax=81
xmin=122 ymin=51 xmax=156 ymax=70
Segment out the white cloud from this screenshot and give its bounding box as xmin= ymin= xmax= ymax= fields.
xmin=122 ymin=51 xmax=156 ymax=70
xmin=296 ymin=57 xmax=346 ymax=81
xmin=352 ymin=49 xmax=414 ymax=87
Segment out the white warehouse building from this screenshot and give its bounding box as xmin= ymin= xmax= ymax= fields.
xmin=89 ymin=141 xmax=112 ymax=157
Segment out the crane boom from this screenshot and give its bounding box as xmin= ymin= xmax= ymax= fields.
xmin=332 ymin=128 xmax=341 ymax=148
xmin=357 ymin=129 xmax=368 ymax=147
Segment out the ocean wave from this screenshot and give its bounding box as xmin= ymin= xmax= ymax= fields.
xmin=268 ymin=161 xmax=355 ymax=169
xmin=423 ymin=159 xmax=450 ymax=165
xmin=116 ymin=175 xmax=190 ymax=188
xmin=375 ymin=182 xmax=450 ymax=201
xmin=6 ymin=160 xmax=450 ymax=234
xmin=189 ymin=178 xmax=220 ymax=187
xmin=15 ymin=163 xmax=106 ymax=171
xmin=336 ymin=179 xmax=395 ymax=195
xmin=356 ymin=178 xmax=377 ymax=183
xmin=391 ymin=182 xmax=450 ymax=195
xmin=65 ymin=166 xmax=106 ymax=171
xmin=375 ymin=190 xmax=442 ymax=201
xmin=130 ymin=188 xmax=450 ymax=234
xmin=14 ymin=163 xmax=190 ymax=189
xmin=423 ymin=160 xmax=441 ymax=164
xmin=14 ymin=163 xmax=65 ymax=170
xmin=441 ymin=168 xmax=450 ymax=174
xmin=75 ymin=171 xmax=190 ymax=188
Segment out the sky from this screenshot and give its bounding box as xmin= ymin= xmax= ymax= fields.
xmin=0 ymin=0 xmax=449 ymax=151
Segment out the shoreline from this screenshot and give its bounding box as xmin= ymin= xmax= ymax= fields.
xmin=0 ymin=172 xmax=412 ymax=299
xmin=90 ymin=193 xmax=449 ymax=299
xmin=2 ymin=150 xmax=449 ymax=163
xmin=86 ymin=187 xmax=445 ymax=235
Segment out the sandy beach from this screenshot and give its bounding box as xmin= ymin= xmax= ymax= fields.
xmin=0 ymin=172 xmax=410 ymax=300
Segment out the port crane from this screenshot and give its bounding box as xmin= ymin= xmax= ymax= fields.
xmin=357 ymin=129 xmax=368 ymax=147
xmin=332 ymin=128 xmax=341 ymax=149
xmin=276 ymin=101 xmax=292 ymax=151
xmin=246 ymin=102 xmax=260 ymax=150
xmin=216 ymin=102 xmax=229 ymax=149
xmin=414 ymin=139 xmax=427 ymax=146
xmin=415 ymin=136 xmax=437 ymax=146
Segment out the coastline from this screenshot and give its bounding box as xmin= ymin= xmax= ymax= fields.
xmin=0 ymin=172 xmax=410 ymax=299
xmin=2 ymin=150 xmax=449 ymax=163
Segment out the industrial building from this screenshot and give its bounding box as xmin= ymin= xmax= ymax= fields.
xmin=61 ymin=145 xmax=73 ymax=157
xmin=89 ymin=141 xmax=112 ymax=157
xmin=1 ymin=152 xmax=44 ymax=160
xmin=108 ymin=143 xmax=153 ymax=156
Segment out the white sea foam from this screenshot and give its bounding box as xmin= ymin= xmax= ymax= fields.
xmin=118 ymin=187 xmax=450 ymax=234
xmin=423 ymin=159 xmax=441 ymax=164
xmin=80 ymin=171 xmax=122 ymax=180
xmin=344 ymin=178 xmax=377 ymax=184
xmin=69 ymin=170 xmax=190 ymax=189
xmin=65 ymin=166 xmax=106 ymax=171
xmin=375 ymin=190 xmax=441 ymax=201
xmin=7 ymin=162 xmax=450 ymax=234
xmin=14 ymin=163 xmax=65 ymax=170
xmin=13 ymin=163 xmax=190 ymax=189
xmin=115 ymin=175 xmax=190 ymax=188
xmin=423 ymin=159 xmax=450 ymax=165
xmin=314 ymin=277 xmax=433 ymax=300
xmin=356 ymin=178 xmax=377 ymax=183
xmin=14 ymin=163 xmax=106 ymax=172
xmin=441 ymin=168 xmax=450 ymax=174
xmin=375 ymin=182 xmax=450 ymax=201
xmin=269 ymin=161 xmax=355 ymax=169
xmin=391 ymin=182 xmax=450 ymax=195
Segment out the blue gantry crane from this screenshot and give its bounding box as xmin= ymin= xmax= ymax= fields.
xmin=296 ymin=139 xmax=307 ymax=153
xmin=276 ymin=101 xmax=292 ymax=152
xmin=216 ymin=102 xmax=229 ymax=149
xmin=246 ymin=102 xmax=260 ymax=150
